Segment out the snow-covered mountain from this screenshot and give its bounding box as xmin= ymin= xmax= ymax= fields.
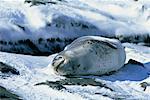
xmin=0 ymin=0 xmax=150 ymax=55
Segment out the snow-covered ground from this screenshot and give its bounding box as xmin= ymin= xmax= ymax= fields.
xmin=0 ymin=0 xmax=149 ymax=55
xmin=0 ymin=0 xmax=150 ymax=100
xmin=0 ymin=43 xmax=150 ymax=100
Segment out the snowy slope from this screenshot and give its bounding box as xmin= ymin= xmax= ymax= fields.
xmin=0 ymin=43 xmax=150 ymax=100
xmin=0 ymin=0 xmax=150 ymax=55
xmin=0 ymin=1 xmax=150 ymax=99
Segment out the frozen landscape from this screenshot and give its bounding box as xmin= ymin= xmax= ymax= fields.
xmin=0 ymin=0 xmax=150 ymax=100
xmin=0 ymin=0 xmax=150 ymax=55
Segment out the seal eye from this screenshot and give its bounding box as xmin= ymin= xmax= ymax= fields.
xmin=54 ymin=55 xmax=63 ymax=60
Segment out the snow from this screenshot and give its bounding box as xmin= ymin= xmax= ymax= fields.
xmin=0 ymin=0 xmax=150 ymax=99
xmin=0 ymin=44 xmax=150 ymax=100
xmin=0 ymin=0 xmax=150 ymax=55
xmin=0 ymin=0 xmax=149 ymax=38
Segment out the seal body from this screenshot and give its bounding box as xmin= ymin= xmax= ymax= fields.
xmin=51 ymin=36 xmax=126 ymax=76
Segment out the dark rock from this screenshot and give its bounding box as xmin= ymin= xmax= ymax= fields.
xmin=35 ymin=78 xmax=113 ymax=91
xmin=0 ymin=86 xmax=22 ymax=100
xmin=24 ymin=0 xmax=57 ymax=6
xmin=81 ymin=24 xmax=89 ymax=29
xmin=140 ymin=82 xmax=150 ymax=91
xmin=38 ymin=38 xmax=43 ymax=44
xmin=0 ymin=62 xmax=19 ymax=75
xmin=16 ymin=24 xmax=25 ymax=31
xmin=128 ymin=59 xmax=144 ymax=67
xmin=35 ymin=81 xmax=66 ymax=90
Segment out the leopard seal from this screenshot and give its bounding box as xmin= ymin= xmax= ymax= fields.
xmin=51 ymin=36 xmax=126 ymax=76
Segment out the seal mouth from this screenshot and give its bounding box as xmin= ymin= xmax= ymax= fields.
xmin=52 ymin=55 xmax=65 ymax=73
xmin=55 ymin=59 xmax=65 ymax=73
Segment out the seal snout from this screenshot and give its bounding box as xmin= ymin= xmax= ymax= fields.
xmin=52 ymin=55 xmax=65 ymax=72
